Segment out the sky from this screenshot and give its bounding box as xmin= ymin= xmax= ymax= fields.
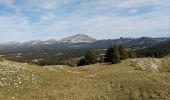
xmin=0 ymin=0 xmax=170 ymax=42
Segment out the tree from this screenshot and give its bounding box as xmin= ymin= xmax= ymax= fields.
xmin=78 ymin=59 xmax=89 ymax=66
xmin=104 ymin=46 xmax=114 ymax=62
xmin=78 ymin=50 xmax=97 ymax=66
xmin=104 ymin=45 xmax=121 ymax=64
xmin=128 ymin=50 xmax=136 ymax=58
xmin=99 ymin=55 xmax=105 ymax=63
xmin=0 ymin=57 xmax=4 ymax=62
xmin=85 ymin=51 xmax=97 ymax=64
xmin=112 ymin=45 xmax=120 ymax=64
xmin=119 ymin=45 xmax=129 ymax=60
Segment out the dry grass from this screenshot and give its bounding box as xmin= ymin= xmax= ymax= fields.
xmin=0 ymin=59 xmax=170 ymax=100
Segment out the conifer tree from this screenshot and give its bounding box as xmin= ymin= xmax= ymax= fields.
xmin=78 ymin=50 xmax=97 ymax=66
xmin=119 ymin=45 xmax=129 ymax=60
xmin=128 ymin=50 xmax=136 ymax=58
xmin=104 ymin=46 xmax=114 ymax=63
xmin=105 ymin=45 xmax=121 ymax=64
xmin=85 ymin=50 xmax=97 ymax=64
xmin=99 ymin=55 xmax=105 ymax=63
xmin=112 ymin=45 xmax=120 ymax=64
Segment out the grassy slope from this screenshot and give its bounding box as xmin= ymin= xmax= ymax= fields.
xmin=0 ymin=59 xmax=170 ymax=100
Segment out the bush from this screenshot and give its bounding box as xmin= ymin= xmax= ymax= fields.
xmin=65 ymin=58 xmax=79 ymax=67
xmin=78 ymin=59 xmax=89 ymax=66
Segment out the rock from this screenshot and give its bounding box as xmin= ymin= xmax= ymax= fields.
xmin=131 ymin=58 xmax=162 ymax=71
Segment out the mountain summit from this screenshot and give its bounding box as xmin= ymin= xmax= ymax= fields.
xmin=59 ymin=34 xmax=96 ymax=43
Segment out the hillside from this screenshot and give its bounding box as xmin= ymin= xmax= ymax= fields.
xmin=0 ymin=58 xmax=170 ymax=100
xmin=136 ymin=41 xmax=170 ymax=58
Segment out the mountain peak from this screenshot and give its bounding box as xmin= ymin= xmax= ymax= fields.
xmin=59 ymin=34 xmax=96 ymax=43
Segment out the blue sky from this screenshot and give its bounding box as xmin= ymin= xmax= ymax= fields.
xmin=0 ymin=0 xmax=170 ymax=42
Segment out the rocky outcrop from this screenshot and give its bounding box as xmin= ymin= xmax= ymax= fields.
xmin=130 ymin=57 xmax=170 ymax=72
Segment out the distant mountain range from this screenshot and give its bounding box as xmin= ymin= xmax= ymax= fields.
xmin=0 ymin=34 xmax=95 ymax=46
xmin=0 ymin=34 xmax=170 ymax=53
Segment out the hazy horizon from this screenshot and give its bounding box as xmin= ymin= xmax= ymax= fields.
xmin=0 ymin=33 xmax=170 ymax=43
xmin=0 ymin=0 xmax=170 ymax=42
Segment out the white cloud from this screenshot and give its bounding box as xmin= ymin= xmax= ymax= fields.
xmin=41 ymin=14 xmax=56 ymax=22
xmin=0 ymin=0 xmax=169 ymax=41
xmin=0 ymin=16 xmax=29 ymax=31
xmin=0 ymin=0 xmax=14 ymax=6
xmin=128 ymin=8 xmax=138 ymax=14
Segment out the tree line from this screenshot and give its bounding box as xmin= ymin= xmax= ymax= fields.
xmin=135 ymin=41 xmax=170 ymax=58
xmin=78 ymin=41 xmax=170 ymax=66
xmin=78 ymin=45 xmax=134 ymax=66
xmin=3 ymin=41 xmax=170 ymax=66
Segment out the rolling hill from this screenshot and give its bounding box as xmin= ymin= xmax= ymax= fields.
xmin=0 ymin=57 xmax=170 ymax=100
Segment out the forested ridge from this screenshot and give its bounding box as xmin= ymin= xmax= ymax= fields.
xmin=135 ymin=41 xmax=170 ymax=58
xmin=0 ymin=41 xmax=170 ymax=66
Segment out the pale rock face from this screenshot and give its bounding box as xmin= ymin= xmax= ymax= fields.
xmin=131 ymin=58 xmax=162 ymax=72
xmin=23 ymin=40 xmax=42 ymax=45
xmin=23 ymin=39 xmax=58 ymax=45
xmin=59 ymin=34 xmax=96 ymax=43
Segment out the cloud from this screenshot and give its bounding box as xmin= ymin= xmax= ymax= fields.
xmin=0 ymin=0 xmax=169 ymax=42
xmin=41 ymin=14 xmax=56 ymax=22
xmin=0 ymin=0 xmax=14 ymax=6
xmin=128 ymin=8 xmax=138 ymax=14
xmin=0 ymin=15 xmax=29 ymax=32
